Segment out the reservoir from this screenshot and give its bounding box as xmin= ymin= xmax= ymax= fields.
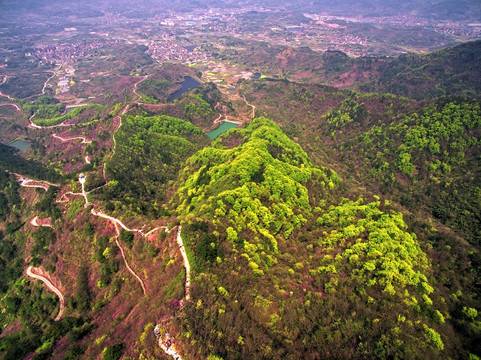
xmin=206 ymin=121 xmax=239 ymax=140
xmin=185 ymin=45 xmax=197 ymax=52
xmin=168 ymin=76 xmax=201 ymax=102
xmin=8 ymin=139 xmax=30 ymax=152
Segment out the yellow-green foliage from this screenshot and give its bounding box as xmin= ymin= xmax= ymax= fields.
xmin=423 ymin=324 xmax=444 ymax=350
xmin=175 ymin=118 xmax=334 ymax=271
xmin=32 ymin=105 xmax=102 ymax=127
xmin=176 ymin=118 xmax=331 ymax=243
xmin=316 ymin=197 xmax=431 ymax=297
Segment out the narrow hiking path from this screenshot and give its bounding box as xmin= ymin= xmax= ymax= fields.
xmin=79 ymin=174 xmax=148 ymax=295
xmin=26 ymin=266 xmax=65 ymax=321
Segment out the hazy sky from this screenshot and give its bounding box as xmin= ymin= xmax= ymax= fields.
xmin=1 ymin=0 xmax=480 ymax=21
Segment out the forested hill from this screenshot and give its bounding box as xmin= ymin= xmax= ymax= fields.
xmin=172 ymin=118 xmax=460 ymax=359
xmin=358 ymin=40 xmax=481 ymax=99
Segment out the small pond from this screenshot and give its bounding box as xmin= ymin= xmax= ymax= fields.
xmin=65 ymin=105 xmax=84 ymax=114
xmin=167 ymin=76 xmax=201 ymax=102
xmin=206 ymin=121 xmax=239 ymax=140
xmin=252 ymin=72 xmax=261 ymax=79
xmin=8 ymin=139 xmax=30 ymax=152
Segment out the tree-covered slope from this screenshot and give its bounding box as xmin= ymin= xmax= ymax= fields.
xmin=242 ymin=80 xmax=481 ymax=248
xmin=359 ymin=40 xmax=481 ymax=99
xmin=104 ymin=114 xmax=210 ymax=217
xmin=321 ymin=96 xmax=481 ymax=247
xmin=0 ymin=143 xmax=62 ymax=184
xmin=172 ymin=118 xmax=457 ymax=359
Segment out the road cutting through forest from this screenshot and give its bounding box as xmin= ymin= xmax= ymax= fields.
xmin=30 ymin=216 xmax=53 ymax=228
xmin=78 ymin=173 xmax=190 ymax=359
xmin=26 ymin=266 xmax=65 ymax=321
xmin=0 ymin=103 xmax=20 ymax=111
xmin=176 ymin=226 xmax=191 ymax=300
xmin=52 ymin=133 xmax=92 ymax=144
xmin=19 ymin=74 xmax=198 ymax=360
xmin=14 ymin=173 xmax=58 ymax=191
xmin=78 ymin=173 xmax=147 ymax=294
xmin=2 ymin=74 xmax=194 ymax=360
xmin=243 ymin=95 xmax=256 ymax=119
xmin=28 ymin=111 xmax=73 ymax=129
xmin=78 ymin=173 xmax=191 ymax=301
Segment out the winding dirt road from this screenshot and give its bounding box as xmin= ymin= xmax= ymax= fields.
xmin=26 ymin=266 xmax=65 ymax=321
xmin=79 ymin=174 xmax=148 ymax=294
xmin=18 ymin=178 xmax=58 ymax=191
xmin=30 ymin=216 xmax=53 ymax=228
xmin=242 ymin=95 xmax=256 ymax=119
xmin=159 ymin=337 xmax=183 ymax=360
xmin=52 ymin=133 xmax=92 ymax=144
xmin=132 ymin=75 xmax=150 ymax=102
xmin=28 ymin=111 xmax=74 ymax=129
xmin=18 ymin=73 xmax=194 ymax=358
xmin=0 ymin=76 xmax=15 ymax=101
xmin=24 ymin=64 xmax=63 ymax=100
xmin=0 ymin=103 xmax=20 ymax=111
xmin=102 ymin=75 xmax=147 ymax=181
xmin=113 ymin=223 xmax=147 ymax=295
xmin=176 ymin=226 xmax=191 ymax=301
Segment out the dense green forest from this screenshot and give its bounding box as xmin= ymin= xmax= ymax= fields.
xmin=105 ymin=114 xmax=210 ymax=216
xmin=171 ymin=118 xmax=475 ymax=359
xmin=358 ymin=40 xmax=481 ymax=99
xmin=323 ymin=97 xmax=481 ymax=246
xmin=241 ymin=80 xmax=481 ymax=247
xmin=0 ymin=144 xmax=63 ymax=183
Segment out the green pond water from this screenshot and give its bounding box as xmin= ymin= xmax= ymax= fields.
xmin=65 ymin=105 xmax=84 ymax=114
xmin=8 ymin=139 xmax=30 ymax=152
xmin=206 ymin=121 xmax=239 ymax=140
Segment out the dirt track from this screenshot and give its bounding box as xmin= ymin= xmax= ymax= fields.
xmin=26 ymin=266 xmax=65 ymax=321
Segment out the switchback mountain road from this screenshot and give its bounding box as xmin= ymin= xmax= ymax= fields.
xmin=26 ymin=266 xmax=65 ymax=321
